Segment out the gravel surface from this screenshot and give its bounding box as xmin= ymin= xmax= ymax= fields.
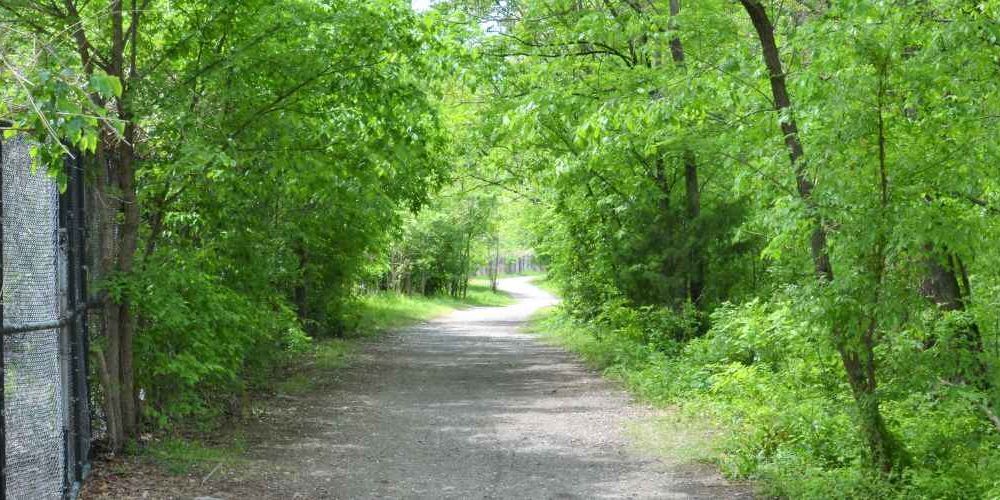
xmin=84 ymin=277 xmax=751 ymax=499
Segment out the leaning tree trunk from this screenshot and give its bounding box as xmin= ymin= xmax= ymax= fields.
xmin=738 ymin=0 xmax=900 ymax=475
xmin=294 ymin=242 xmax=309 ymax=325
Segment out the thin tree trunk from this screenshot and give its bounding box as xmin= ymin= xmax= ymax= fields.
xmin=117 ymin=122 xmax=140 ymax=440
xmin=667 ymin=0 xmax=705 ymax=307
xmin=294 ymin=243 xmax=309 ymax=324
xmin=920 ymin=245 xmax=989 ymax=385
xmin=462 ymin=230 xmax=472 ymax=298
xmin=683 ymin=152 xmax=704 ymax=306
xmin=738 ymin=0 xmax=898 ymax=475
xmin=95 ymin=140 xmax=126 ymax=451
xmin=652 ymin=156 xmax=683 ymax=300
xmin=491 ymin=235 xmax=500 ymax=292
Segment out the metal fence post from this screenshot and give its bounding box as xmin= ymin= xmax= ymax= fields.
xmin=1 ymin=122 xmax=9 ymax=500
xmin=55 ymin=149 xmax=90 ymax=499
xmin=60 ymin=154 xmax=72 ymax=499
xmin=79 ymin=151 xmax=91 ymax=482
xmin=78 ymin=154 xmax=89 ymax=476
xmin=59 ymin=153 xmax=71 ymax=499
xmin=67 ymin=151 xmax=90 ymax=493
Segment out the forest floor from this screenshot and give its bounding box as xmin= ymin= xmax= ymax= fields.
xmin=82 ymin=277 xmax=749 ymax=499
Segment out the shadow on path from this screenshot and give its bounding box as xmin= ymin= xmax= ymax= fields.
xmin=233 ymin=277 xmax=751 ymax=499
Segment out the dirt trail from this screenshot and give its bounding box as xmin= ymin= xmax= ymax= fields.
xmin=89 ymin=277 xmax=750 ymax=499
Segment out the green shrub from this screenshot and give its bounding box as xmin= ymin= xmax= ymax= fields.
xmin=129 ymin=251 xmax=310 ymax=427
xmin=533 ymin=298 xmax=1000 ymax=498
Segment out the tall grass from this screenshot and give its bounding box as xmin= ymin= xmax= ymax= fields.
xmin=354 ymin=283 xmax=514 ymax=335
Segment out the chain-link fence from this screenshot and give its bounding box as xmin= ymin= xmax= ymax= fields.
xmin=1 ymin=134 xmax=91 ymax=500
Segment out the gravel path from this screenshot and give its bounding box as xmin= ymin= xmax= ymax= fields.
xmin=82 ymin=278 xmax=750 ymax=499
xmin=228 ymin=277 xmax=749 ymax=499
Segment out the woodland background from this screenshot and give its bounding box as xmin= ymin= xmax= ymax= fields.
xmin=3 ymin=0 xmax=1000 ymax=497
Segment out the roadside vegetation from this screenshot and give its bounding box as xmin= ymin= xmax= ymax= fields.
xmin=2 ymin=0 xmax=522 ymax=452
xmin=445 ymin=1 xmax=1000 ymax=497
xmin=6 ymin=0 xmax=1000 ymax=498
xmin=533 ymin=287 xmax=1000 ymax=498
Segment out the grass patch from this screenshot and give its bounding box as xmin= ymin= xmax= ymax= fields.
xmin=626 ymin=414 xmax=726 ymax=467
xmin=526 ymin=307 xmax=740 ymax=482
xmin=530 ymin=275 xmax=560 ymax=296
xmin=143 ymin=435 xmax=247 ymax=475
xmin=314 ymin=338 xmax=354 ymax=369
xmin=274 ymin=339 xmax=355 ymax=395
xmin=454 ymin=282 xmax=516 ymax=307
xmin=354 ymin=283 xmax=513 ymax=335
xmin=528 ymin=307 xmax=619 ymax=370
xmin=274 ymin=373 xmax=313 ymax=395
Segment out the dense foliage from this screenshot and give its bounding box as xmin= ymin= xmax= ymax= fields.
xmin=7 ymin=0 xmax=1000 ymax=496
xmin=438 ymin=0 xmax=1000 ymax=496
xmin=2 ymin=0 xmax=448 ymax=446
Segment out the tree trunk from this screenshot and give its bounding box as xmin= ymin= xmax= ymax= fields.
xmin=462 ymin=230 xmax=472 ymax=298
xmin=93 ymin=139 xmax=127 ymax=451
xmin=920 ymin=245 xmax=989 ymax=385
xmin=738 ymin=0 xmax=831 ymax=278
xmin=920 ymin=247 xmax=965 ymax=312
xmin=117 ymin=119 xmax=140 ymax=441
xmin=294 ymin=243 xmax=309 ymax=324
xmin=490 ymin=235 xmax=500 ymax=292
xmin=683 ymin=152 xmax=704 ymax=306
xmin=652 ymin=156 xmax=685 ymax=301
xmin=667 ymin=1 xmax=705 ymax=307
xmin=70 ymin=0 xmax=143 ymax=451
xmin=738 ymin=0 xmax=899 ymax=475
xmin=837 ymin=323 xmax=898 ymax=475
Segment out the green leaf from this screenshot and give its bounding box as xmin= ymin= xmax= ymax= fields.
xmin=90 ymin=71 xmax=123 ymax=98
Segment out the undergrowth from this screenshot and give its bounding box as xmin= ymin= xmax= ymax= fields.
xmin=530 ymin=302 xmax=1000 ymax=499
